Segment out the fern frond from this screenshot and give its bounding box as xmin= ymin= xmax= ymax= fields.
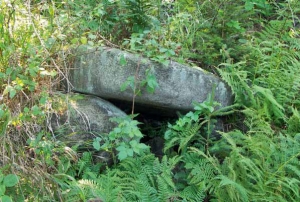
xmin=180 ymin=185 xmax=206 ymax=202
xmin=215 ymin=175 xmax=248 ymax=202
xmin=178 ymin=122 xmax=202 ymax=153
xmin=184 ymin=153 xmax=215 ymax=186
xmin=218 ymin=64 xmax=254 ymax=107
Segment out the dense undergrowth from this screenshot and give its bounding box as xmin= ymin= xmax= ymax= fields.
xmin=1 ymin=0 xmax=300 ymax=201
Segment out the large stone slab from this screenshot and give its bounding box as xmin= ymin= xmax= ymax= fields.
xmin=49 ymin=93 xmax=127 ymax=164
xmin=69 ymin=47 xmax=232 ymax=114
xmin=50 ymin=93 xmax=126 ymax=144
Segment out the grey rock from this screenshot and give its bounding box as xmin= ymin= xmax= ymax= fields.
xmin=69 ymin=47 xmax=232 ymax=115
xmin=49 ymin=93 xmax=126 ymax=163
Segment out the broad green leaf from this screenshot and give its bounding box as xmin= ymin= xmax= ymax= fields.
xmin=146 ymin=74 xmax=158 ymax=93
xmin=0 ymin=171 xmax=3 ymax=182
xmin=147 ymin=74 xmax=157 ymax=89
xmin=39 ymin=96 xmax=47 ymax=105
xmin=0 ymin=109 xmax=4 ymax=119
xmin=138 ymin=143 xmax=149 ymax=150
xmin=0 ymin=72 xmax=5 ymax=78
xmin=93 ymin=137 xmax=102 ymax=151
xmin=6 ymin=68 xmax=12 ymax=76
xmin=88 ymin=34 xmax=97 ymax=40
xmin=71 ymin=38 xmax=79 ymax=44
xmin=113 ymin=127 xmax=122 ymax=134
xmin=130 ymin=140 xmax=138 ymax=147
xmin=31 ymin=105 xmax=41 ymax=116
xmin=159 ymin=48 xmax=168 ymax=53
xmin=23 ymin=107 xmax=29 ymax=113
xmin=164 ymin=130 xmax=172 ymax=140
xmin=245 ymin=1 xmax=254 ymax=11
xmin=88 ymin=41 xmax=94 ymax=46
xmin=186 ymin=112 xmax=199 ymax=121
xmin=1 ymin=195 xmax=12 ymax=202
xmin=80 ymin=37 xmax=87 ymax=44
xmin=122 ymin=40 xmax=129 ymax=46
xmin=0 ymin=184 xmax=5 ymax=195
xmin=118 ymin=150 xmax=127 ymax=160
xmin=167 ymin=49 xmax=176 ymax=56
xmin=3 ymin=174 xmax=18 ymax=187
xmin=29 ymin=67 xmax=38 ymax=77
xmin=3 ymin=86 xmax=16 ymax=99
xmin=126 ymin=148 xmax=134 ymax=157
xmin=161 ymin=59 xmax=169 ymax=66
xmin=120 ymin=76 xmax=134 ymax=91
xmin=116 ymin=144 xmax=126 ymax=152
xmin=119 ymin=54 xmax=127 ymax=65
xmin=9 ymin=88 xmax=16 ymax=99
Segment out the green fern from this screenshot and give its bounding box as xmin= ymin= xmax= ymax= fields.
xmin=88 ymin=154 xmax=182 ymax=201
xmin=164 ymin=120 xmax=203 ymax=154
xmin=190 ymin=127 xmax=300 ymax=202
xmin=218 ymin=63 xmax=255 ymax=108
xmin=219 ymin=19 xmax=300 ymax=125
xmin=180 ymin=185 xmax=206 ymax=202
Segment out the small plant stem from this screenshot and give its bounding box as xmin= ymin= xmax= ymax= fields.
xmin=131 ymin=57 xmax=141 ymax=115
xmin=205 ymin=118 xmax=211 ymax=155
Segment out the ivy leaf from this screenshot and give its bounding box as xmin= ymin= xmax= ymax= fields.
xmin=3 ymin=174 xmax=19 ymax=187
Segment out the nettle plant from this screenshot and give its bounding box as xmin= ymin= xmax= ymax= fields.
xmin=93 ymin=115 xmax=149 ymax=163
xmin=119 ymin=54 xmax=159 ymax=115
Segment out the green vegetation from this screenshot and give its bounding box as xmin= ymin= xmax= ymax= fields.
xmin=0 ymin=169 xmax=19 ymax=202
xmin=1 ymin=0 xmax=300 ymax=201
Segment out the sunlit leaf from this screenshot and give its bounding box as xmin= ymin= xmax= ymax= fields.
xmin=3 ymin=174 xmax=19 ymax=187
